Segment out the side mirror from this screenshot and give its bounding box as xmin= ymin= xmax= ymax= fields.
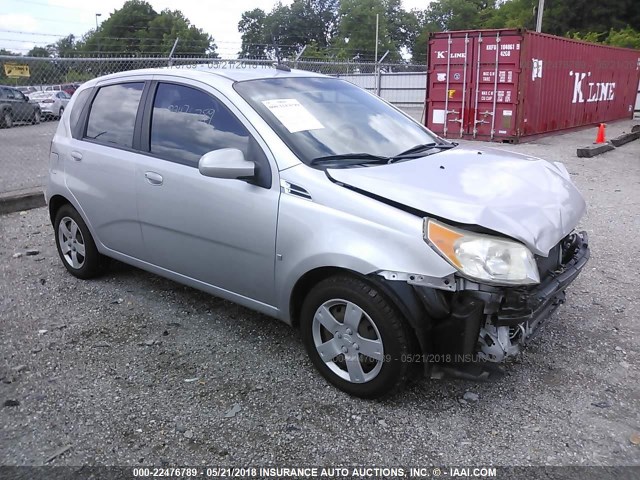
xmin=24 ymin=95 xmax=30 ymax=102
xmin=198 ymin=148 xmax=255 ymax=180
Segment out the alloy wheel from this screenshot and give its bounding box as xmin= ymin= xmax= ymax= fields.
xmin=312 ymin=299 xmax=384 ymax=383
xmin=57 ymin=216 xmax=86 ymax=269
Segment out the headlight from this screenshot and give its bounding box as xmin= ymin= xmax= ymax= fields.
xmin=424 ymin=219 xmax=540 ymax=285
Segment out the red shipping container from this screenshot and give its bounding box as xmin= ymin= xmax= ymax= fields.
xmin=425 ymin=29 xmax=640 ymax=142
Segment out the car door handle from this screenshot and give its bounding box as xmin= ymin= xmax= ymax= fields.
xmin=145 ymin=171 xmax=163 ymax=186
xmin=70 ymin=151 xmax=82 ymax=161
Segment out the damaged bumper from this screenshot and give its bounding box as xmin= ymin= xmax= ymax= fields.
xmin=412 ymin=231 xmax=590 ymax=364
xmin=473 ymin=231 xmax=590 ymax=361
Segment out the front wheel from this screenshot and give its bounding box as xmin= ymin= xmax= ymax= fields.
xmin=300 ymin=275 xmax=416 ymax=399
xmin=32 ymin=110 xmax=41 ymax=125
xmin=2 ymin=111 xmax=13 ymax=128
xmin=58 ymin=106 xmax=64 ymax=119
xmin=54 ymin=204 xmax=107 ymax=279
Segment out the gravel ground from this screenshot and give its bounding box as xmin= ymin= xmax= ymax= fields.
xmin=0 ymin=121 xmax=639 ymax=468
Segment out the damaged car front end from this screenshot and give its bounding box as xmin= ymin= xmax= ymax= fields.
xmin=419 ymin=224 xmax=589 ymax=366
xmin=377 ymin=224 xmax=589 ymax=378
xmin=323 ymin=144 xmax=591 ymax=376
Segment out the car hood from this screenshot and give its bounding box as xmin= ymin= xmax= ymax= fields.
xmin=326 ymin=146 xmax=586 ymax=256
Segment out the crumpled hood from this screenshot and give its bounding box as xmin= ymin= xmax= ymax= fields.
xmin=327 ymin=146 xmax=586 ymax=256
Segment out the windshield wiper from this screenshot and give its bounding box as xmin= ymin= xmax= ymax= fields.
xmin=310 ymin=153 xmax=390 ymax=167
xmin=395 ymin=142 xmax=457 ymax=157
xmin=386 ymin=142 xmax=458 ymax=163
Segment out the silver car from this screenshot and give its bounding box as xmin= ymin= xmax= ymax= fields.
xmin=46 ymin=66 xmax=589 ymax=398
xmin=30 ymin=90 xmax=71 ymax=119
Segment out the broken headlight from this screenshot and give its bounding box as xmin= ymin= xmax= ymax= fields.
xmin=424 ymin=219 xmax=540 ymax=285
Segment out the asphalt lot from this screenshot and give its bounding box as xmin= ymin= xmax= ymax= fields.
xmin=0 ymin=121 xmax=57 ymax=196
xmin=0 ymin=120 xmax=639 ymax=468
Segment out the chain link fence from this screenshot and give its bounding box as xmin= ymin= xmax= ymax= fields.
xmin=0 ymin=54 xmax=427 ymax=198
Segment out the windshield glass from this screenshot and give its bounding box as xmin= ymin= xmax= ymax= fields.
xmin=234 ymin=77 xmax=443 ymax=166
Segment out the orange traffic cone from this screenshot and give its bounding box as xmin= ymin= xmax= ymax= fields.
xmin=595 ymin=123 xmax=606 ymax=144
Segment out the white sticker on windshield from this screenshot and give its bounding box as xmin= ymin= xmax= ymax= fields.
xmin=262 ymin=99 xmax=324 ymax=133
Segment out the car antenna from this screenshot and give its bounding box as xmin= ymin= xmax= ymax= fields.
xmin=272 ymin=35 xmax=291 ymax=72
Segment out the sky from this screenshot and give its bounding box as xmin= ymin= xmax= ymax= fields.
xmin=0 ymin=0 xmax=430 ymax=57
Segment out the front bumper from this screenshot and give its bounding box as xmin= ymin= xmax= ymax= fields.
xmin=423 ymin=231 xmax=590 ymax=363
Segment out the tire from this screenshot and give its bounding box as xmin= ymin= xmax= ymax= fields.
xmin=53 ymin=204 xmax=106 ymax=279
xmin=300 ymin=275 xmax=415 ymax=399
xmin=58 ymin=106 xmax=64 ymax=119
xmin=2 ymin=111 xmax=13 ymax=128
xmin=32 ymin=109 xmax=41 ymax=125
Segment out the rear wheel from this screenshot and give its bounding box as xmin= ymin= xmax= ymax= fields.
xmin=58 ymin=106 xmax=64 ymax=119
xmin=2 ymin=111 xmax=13 ymax=128
xmin=54 ymin=204 xmax=106 ymax=279
xmin=300 ymin=275 xmax=415 ymax=399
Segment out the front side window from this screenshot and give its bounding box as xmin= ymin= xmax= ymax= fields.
xmin=85 ymin=82 xmax=144 ymax=148
xmin=150 ymin=83 xmax=250 ymax=167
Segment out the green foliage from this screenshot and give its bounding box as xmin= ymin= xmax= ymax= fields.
xmin=53 ymin=0 xmax=216 ymax=56
xmin=573 ymin=26 xmax=640 ymax=49
xmin=238 ymin=0 xmax=340 ymax=59
xmin=606 ymin=26 xmax=640 ymax=49
xmin=27 ymin=46 xmax=52 ymax=57
xmin=335 ymin=0 xmax=397 ymax=60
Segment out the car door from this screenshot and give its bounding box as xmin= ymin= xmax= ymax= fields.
xmin=63 ymin=80 xmax=146 ymax=258
xmin=135 ymin=79 xmax=280 ymax=306
xmin=57 ymin=91 xmax=70 ymax=110
xmin=8 ymin=88 xmax=30 ymax=122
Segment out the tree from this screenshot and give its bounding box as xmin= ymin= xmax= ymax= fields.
xmin=573 ymin=26 xmax=640 ymax=49
xmin=80 ymin=0 xmax=215 ymax=56
xmin=27 ymin=46 xmax=52 ymax=57
xmin=336 ymin=0 xmax=399 ymax=60
xmin=605 ymin=26 xmax=640 ymax=48
xmin=141 ymin=10 xmax=215 ymax=56
xmin=48 ymin=34 xmax=77 ymax=57
xmin=238 ymin=0 xmax=339 ymax=59
xmin=238 ymin=8 xmax=267 ymax=57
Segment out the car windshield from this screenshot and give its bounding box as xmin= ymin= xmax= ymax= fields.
xmin=234 ymin=77 xmax=444 ymax=166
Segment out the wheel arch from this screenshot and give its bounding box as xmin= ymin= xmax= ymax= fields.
xmin=288 ymin=266 xmax=429 ymax=355
xmin=48 ymin=194 xmax=72 ymax=223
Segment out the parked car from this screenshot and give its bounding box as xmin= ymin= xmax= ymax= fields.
xmin=1 ymin=85 xmax=41 ymax=127
xmin=30 ymin=90 xmax=70 ymax=119
xmin=46 ymin=67 xmax=590 ymax=398
xmin=43 ymin=83 xmax=80 ymax=95
xmin=16 ymin=85 xmax=38 ymax=94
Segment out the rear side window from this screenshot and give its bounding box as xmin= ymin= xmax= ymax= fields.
xmin=86 ymin=83 xmax=144 ymax=148
xmin=70 ymin=88 xmax=93 ymax=138
xmin=150 ymin=83 xmax=250 ymax=167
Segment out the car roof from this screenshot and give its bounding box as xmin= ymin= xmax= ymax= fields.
xmin=87 ymin=64 xmax=327 ymax=86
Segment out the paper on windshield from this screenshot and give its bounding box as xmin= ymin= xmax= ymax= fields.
xmin=262 ymin=99 xmax=324 ymax=133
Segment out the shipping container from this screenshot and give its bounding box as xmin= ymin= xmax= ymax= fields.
xmin=425 ymin=29 xmax=640 ymax=142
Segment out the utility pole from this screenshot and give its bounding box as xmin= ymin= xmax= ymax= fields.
xmin=95 ymin=13 xmax=102 ymax=75
xmin=374 ymin=13 xmax=379 ymax=63
xmin=95 ymin=13 xmax=102 ymax=54
xmin=535 ymin=0 xmax=544 ymax=32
